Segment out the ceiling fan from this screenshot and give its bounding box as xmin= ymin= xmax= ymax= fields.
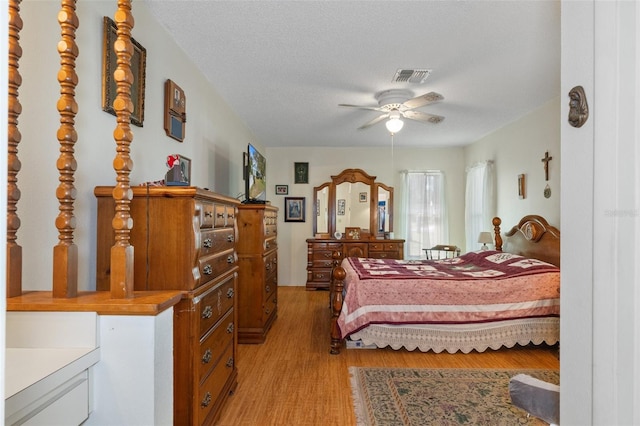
xmin=339 ymin=89 xmax=444 ymax=133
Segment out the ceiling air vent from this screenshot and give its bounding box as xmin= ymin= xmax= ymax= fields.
xmin=392 ymin=68 xmax=432 ymax=84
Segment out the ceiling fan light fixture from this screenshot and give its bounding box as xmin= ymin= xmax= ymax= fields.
xmin=386 ymin=111 xmax=404 ymax=134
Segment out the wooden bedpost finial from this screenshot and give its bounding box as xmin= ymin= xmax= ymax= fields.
xmin=492 ymin=217 xmax=503 ymax=251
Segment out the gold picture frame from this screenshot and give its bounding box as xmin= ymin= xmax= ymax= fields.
xmin=518 ymin=173 xmax=526 ymax=199
xmin=102 ymin=16 xmax=147 ymax=127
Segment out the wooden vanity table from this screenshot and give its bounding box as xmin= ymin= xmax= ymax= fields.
xmin=305 ymin=169 xmax=404 ymax=290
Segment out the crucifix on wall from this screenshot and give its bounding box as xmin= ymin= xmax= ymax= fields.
xmin=541 ymin=151 xmax=552 ymax=181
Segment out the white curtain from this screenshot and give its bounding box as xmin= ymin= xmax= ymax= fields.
xmin=401 ymin=171 xmax=448 ymax=259
xmin=464 ymin=161 xmax=495 ymax=252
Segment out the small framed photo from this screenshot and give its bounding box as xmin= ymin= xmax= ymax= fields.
xmin=359 ymin=192 xmax=368 ymax=203
xmin=345 ymin=227 xmax=361 ymax=240
xmin=166 ymin=155 xmax=191 ymax=186
xmin=518 ymin=174 xmax=526 ymax=199
xmin=294 ymin=162 xmax=309 ymax=184
xmin=337 ymin=199 xmax=346 ymax=216
xmin=275 ymin=184 xmax=288 ymax=195
xmin=284 ymin=197 xmax=306 ymax=222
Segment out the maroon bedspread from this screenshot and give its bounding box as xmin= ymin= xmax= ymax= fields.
xmin=348 ymin=250 xmax=559 ymax=281
xmin=337 ymin=251 xmax=560 ymax=339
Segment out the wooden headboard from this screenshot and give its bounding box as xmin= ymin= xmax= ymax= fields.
xmin=493 ymin=215 xmax=560 ymax=267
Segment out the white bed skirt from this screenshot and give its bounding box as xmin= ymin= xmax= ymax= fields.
xmin=348 ymin=317 xmax=559 ymax=354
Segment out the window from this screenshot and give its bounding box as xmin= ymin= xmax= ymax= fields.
xmin=464 ymin=161 xmax=495 ymax=252
xmin=401 ymin=171 xmax=448 ymax=259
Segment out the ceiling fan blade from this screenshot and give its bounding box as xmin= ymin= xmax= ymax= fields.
xmin=402 ymin=92 xmax=444 ymax=110
xmin=338 ymin=103 xmax=382 ymax=112
xmin=403 ymin=110 xmax=445 ymax=124
xmin=358 ymin=114 xmax=389 ymax=130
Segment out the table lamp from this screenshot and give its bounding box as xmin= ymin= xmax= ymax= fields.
xmin=478 ymin=232 xmax=493 ymax=250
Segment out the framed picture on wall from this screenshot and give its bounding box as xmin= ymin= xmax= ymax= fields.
xmin=102 ymin=16 xmax=147 ymax=127
xmin=518 ymin=174 xmax=526 ymax=199
xmin=294 ymin=162 xmax=309 ymax=184
xmin=275 ymin=184 xmax=288 ymax=195
xmin=284 ymin=197 xmax=305 ymax=222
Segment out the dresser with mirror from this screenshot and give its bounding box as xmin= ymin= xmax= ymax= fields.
xmin=306 ymin=168 xmax=404 ymax=290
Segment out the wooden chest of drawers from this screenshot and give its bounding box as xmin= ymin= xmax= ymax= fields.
xmin=236 ymin=204 xmax=278 ymax=343
xmin=368 ymin=241 xmax=403 ymax=259
xmin=95 ymin=186 xmax=239 ymax=425
xmin=305 ymin=238 xmax=404 ymax=290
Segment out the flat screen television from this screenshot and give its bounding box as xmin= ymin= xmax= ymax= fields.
xmin=245 ymin=143 xmax=267 ymax=203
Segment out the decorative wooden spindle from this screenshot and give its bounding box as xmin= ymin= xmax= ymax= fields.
xmin=52 ymin=0 xmax=79 ymax=298
xmin=7 ymin=0 xmax=23 ymax=298
xmin=493 ymin=217 xmax=503 ymax=252
xmin=109 ymin=0 xmax=135 ymax=298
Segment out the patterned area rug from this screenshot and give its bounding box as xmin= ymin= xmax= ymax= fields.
xmin=349 ymin=367 xmax=559 ymax=425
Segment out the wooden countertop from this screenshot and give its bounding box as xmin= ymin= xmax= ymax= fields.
xmin=6 ymin=290 xmax=183 ymax=316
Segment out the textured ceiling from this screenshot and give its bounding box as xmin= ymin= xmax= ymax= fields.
xmin=144 ymin=0 xmax=560 ymax=148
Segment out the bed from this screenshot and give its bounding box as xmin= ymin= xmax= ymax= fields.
xmin=329 ymin=215 xmax=560 ymax=354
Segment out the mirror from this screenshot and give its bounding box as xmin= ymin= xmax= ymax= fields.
xmin=335 ymin=181 xmax=370 ymax=234
xmin=376 ymin=183 xmax=392 ymax=234
xmin=312 ymin=168 xmax=394 ymax=239
xmin=314 ymin=182 xmax=330 ymax=235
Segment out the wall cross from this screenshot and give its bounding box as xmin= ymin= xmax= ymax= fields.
xmin=541 ymin=151 xmax=552 ymax=181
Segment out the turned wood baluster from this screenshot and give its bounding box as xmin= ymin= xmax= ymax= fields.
xmin=53 ymin=0 xmax=79 ymax=298
xmin=7 ymin=0 xmax=23 ymax=298
xmin=109 ymin=0 xmax=135 ymax=298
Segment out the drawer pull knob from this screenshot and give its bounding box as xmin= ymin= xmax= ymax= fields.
xmin=203 ymin=264 xmax=213 ymax=275
xmin=217 ymin=212 xmax=225 ymax=218
xmin=226 ymin=357 xmax=234 ymax=368
xmin=227 ymin=255 xmax=234 ymax=264
xmin=204 ymin=211 xmax=213 ymax=218
xmin=226 ymin=287 xmax=234 ymax=298
xmin=201 ymin=392 xmax=212 ymax=408
xmin=323 ymin=252 xmax=331 ymax=258
xmin=316 ymin=273 xmax=326 ymax=279
xmin=203 ymin=238 xmax=212 ymax=248
xmin=202 ymin=305 xmax=213 ymax=319
xmin=228 ymin=214 xmax=234 ymax=220
xmin=227 ymin=234 xmax=234 ymax=242
xmin=265 ymin=242 xmax=270 ymax=249
xmin=226 ymin=322 xmax=234 ymax=334
xmin=202 ymin=349 xmax=212 ymax=364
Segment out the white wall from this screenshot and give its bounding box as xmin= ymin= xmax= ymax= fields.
xmin=464 ymin=98 xmax=561 ymax=230
xmin=18 ymin=1 xmax=255 ymax=291
xmin=265 ymin=146 xmax=466 ymax=286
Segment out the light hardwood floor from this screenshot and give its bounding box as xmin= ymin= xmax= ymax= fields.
xmin=216 ymin=286 xmax=559 ymax=425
